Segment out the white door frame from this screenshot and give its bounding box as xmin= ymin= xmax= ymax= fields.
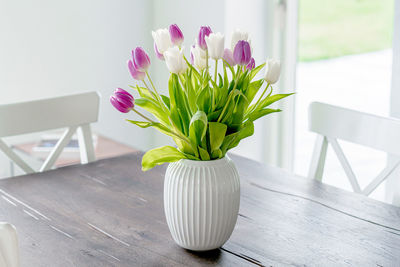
xmin=262 ymin=0 xmax=299 ymax=170
xmin=387 ymin=0 xmax=400 ymax=205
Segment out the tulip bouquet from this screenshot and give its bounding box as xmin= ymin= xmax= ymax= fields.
xmin=111 ymin=24 xmax=293 ymax=171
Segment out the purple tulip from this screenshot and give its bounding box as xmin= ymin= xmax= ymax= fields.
xmin=169 ymin=24 xmax=184 ymax=46
xmin=246 ymin=57 xmax=255 ymax=70
xmin=110 ymin=88 xmax=134 ymax=113
xmin=127 ymin=59 xmax=146 ymax=81
xmin=197 ymin=26 xmax=212 ymax=50
xmin=233 ymin=40 xmax=252 ymax=66
xmin=154 ymin=42 xmax=164 ymax=60
xmin=132 ymin=47 xmax=151 ymax=72
xmin=223 ymin=48 xmax=236 ymax=66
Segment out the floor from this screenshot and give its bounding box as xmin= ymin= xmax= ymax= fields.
xmin=294 ymin=49 xmax=393 ymax=202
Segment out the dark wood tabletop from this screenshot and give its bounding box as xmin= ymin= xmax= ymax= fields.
xmin=1 ymin=152 xmax=400 ymax=266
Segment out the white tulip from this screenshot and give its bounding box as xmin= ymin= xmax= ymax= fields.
xmin=152 ymin=28 xmax=172 ymax=54
xmin=231 ymin=29 xmax=249 ymax=51
xmin=191 ymin=45 xmax=207 ymax=70
xmin=205 ymin=32 xmax=225 ymax=60
xmin=264 ymin=59 xmax=281 ymax=84
xmin=164 ymin=46 xmax=188 ymax=74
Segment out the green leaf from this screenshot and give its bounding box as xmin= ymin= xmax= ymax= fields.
xmin=126 ymin=120 xmax=185 ymax=144
xmin=218 ymin=73 xmax=223 ymax=88
xmin=161 ymin=95 xmax=170 ymax=110
xmin=142 ymin=146 xmax=187 ymax=171
xmin=228 ymin=121 xmax=254 ymax=150
xmin=134 ymin=98 xmax=170 ymax=126
xmin=248 ymin=108 xmax=281 ymax=122
xmin=198 ymin=146 xmax=210 ymax=160
xmin=221 ymin=132 xmax=239 ymax=155
xmin=208 ymin=122 xmax=227 ymax=153
xmin=129 ymin=85 xmax=156 ymax=100
xmin=211 ymin=149 xmax=222 ymax=159
xmin=169 ymin=74 xmax=191 ymax=134
xmin=189 ymin=110 xmax=208 ymax=146
xmin=245 ymin=79 xmax=264 ymax=104
xmin=207 ymin=109 xmax=222 ymax=121
xmin=249 ymin=63 xmax=265 ymax=80
xmin=185 ymin=72 xmax=197 ymax=114
xmin=126 ymin=120 xmax=153 ymax=128
xmin=259 ymin=93 xmax=295 ymax=109
xmin=196 ymin=85 xmax=211 ymax=113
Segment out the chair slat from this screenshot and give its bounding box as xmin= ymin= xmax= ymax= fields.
xmin=0 ymin=139 xmax=34 ymax=174
xmin=0 ymin=92 xmax=100 ymax=137
xmin=40 ymin=126 xmax=77 ymax=172
xmin=362 ymin=160 xmax=400 ymax=196
xmin=309 ymin=102 xmax=400 ymax=156
xmin=328 ymin=138 xmax=362 ymax=193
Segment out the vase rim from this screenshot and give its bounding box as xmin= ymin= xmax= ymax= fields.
xmin=177 ymin=155 xmax=231 ymax=167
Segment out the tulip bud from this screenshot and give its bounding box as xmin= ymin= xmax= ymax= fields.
xmin=233 ymin=40 xmax=252 ymax=66
xmin=197 ymin=26 xmax=212 ymax=50
xmin=127 ymin=59 xmax=146 ymax=81
xmin=205 ymin=32 xmax=225 ymax=60
xmin=154 ymin=42 xmax=164 ymax=60
xmin=132 ymin=47 xmax=151 ymax=72
xmin=169 ymin=24 xmax=184 ymax=46
xmin=231 ymin=29 xmax=250 ymax=51
xmin=223 ymin=48 xmax=236 ymax=66
xmin=152 ymin=28 xmax=172 ymax=54
xmin=164 ymin=46 xmax=188 ymax=74
xmin=190 ymin=44 xmax=207 ymax=70
xmin=264 ymin=59 xmax=281 ymax=84
xmin=110 ymin=88 xmax=134 ymax=113
xmin=246 ymin=57 xmax=255 ymax=70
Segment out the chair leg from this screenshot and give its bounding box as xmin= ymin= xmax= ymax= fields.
xmin=77 ymin=124 xmax=95 ymax=164
xmin=308 ymin=135 xmax=328 ymax=181
xmin=385 ymin=156 xmax=400 ymax=206
xmin=0 ymin=222 xmax=19 ymax=267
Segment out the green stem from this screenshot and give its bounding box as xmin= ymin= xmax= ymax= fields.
xmin=142 ymin=81 xmax=157 ymax=99
xmin=146 ymin=71 xmax=158 ymax=94
xmin=217 ymin=68 xmax=241 ymax=122
xmin=249 ymin=82 xmax=270 ymax=113
xmin=206 ymin=50 xmax=209 ymax=77
xmin=132 ymin=108 xmax=155 ymax=123
xmin=214 ymin=59 xmax=218 ymax=84
xmin=217 ymin=89 xmax=235 ymax=123
xmin=144 ymin=72 xmax=168 ymax=114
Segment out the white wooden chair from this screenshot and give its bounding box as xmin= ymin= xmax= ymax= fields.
xmin=0 ymin=222 xmax=19 ymax=267
xmin=308 ymin=102 xmax=400 ymax=196
xmin=0 ymin=92 xmax=100 ymax=175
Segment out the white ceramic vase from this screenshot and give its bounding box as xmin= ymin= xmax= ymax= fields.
xmin=164 ymin=156 xmax=240 ymax=251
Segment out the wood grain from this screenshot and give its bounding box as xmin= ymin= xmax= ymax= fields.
xmin=0 ymin=152 xmax=399 ymax=266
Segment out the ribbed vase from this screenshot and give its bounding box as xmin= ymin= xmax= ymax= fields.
xmin=164 ymin=156 xmax=240 ymax=251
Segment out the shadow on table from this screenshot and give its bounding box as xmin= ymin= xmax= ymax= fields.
xmin=186 ymin=248 xmax=222 ymax=261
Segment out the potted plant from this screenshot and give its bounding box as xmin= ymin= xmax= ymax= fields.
xmin=110 ymin=24 xmax=292 ymax=251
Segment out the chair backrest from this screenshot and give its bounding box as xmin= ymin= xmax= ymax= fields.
xmin=308 ymin=102 xmax=400 ymax=196
xmin=0 ymin=222 xmax=19 ymax=267
xmin=0 ymin=92 xmax=100 ymax=174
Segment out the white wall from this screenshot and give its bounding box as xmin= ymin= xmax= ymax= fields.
xmin=0 ymin=0 xmax=154 ymax=150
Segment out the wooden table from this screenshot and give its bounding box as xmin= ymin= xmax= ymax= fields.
xmin=0 ymin=152 xmax=399 ymax=266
